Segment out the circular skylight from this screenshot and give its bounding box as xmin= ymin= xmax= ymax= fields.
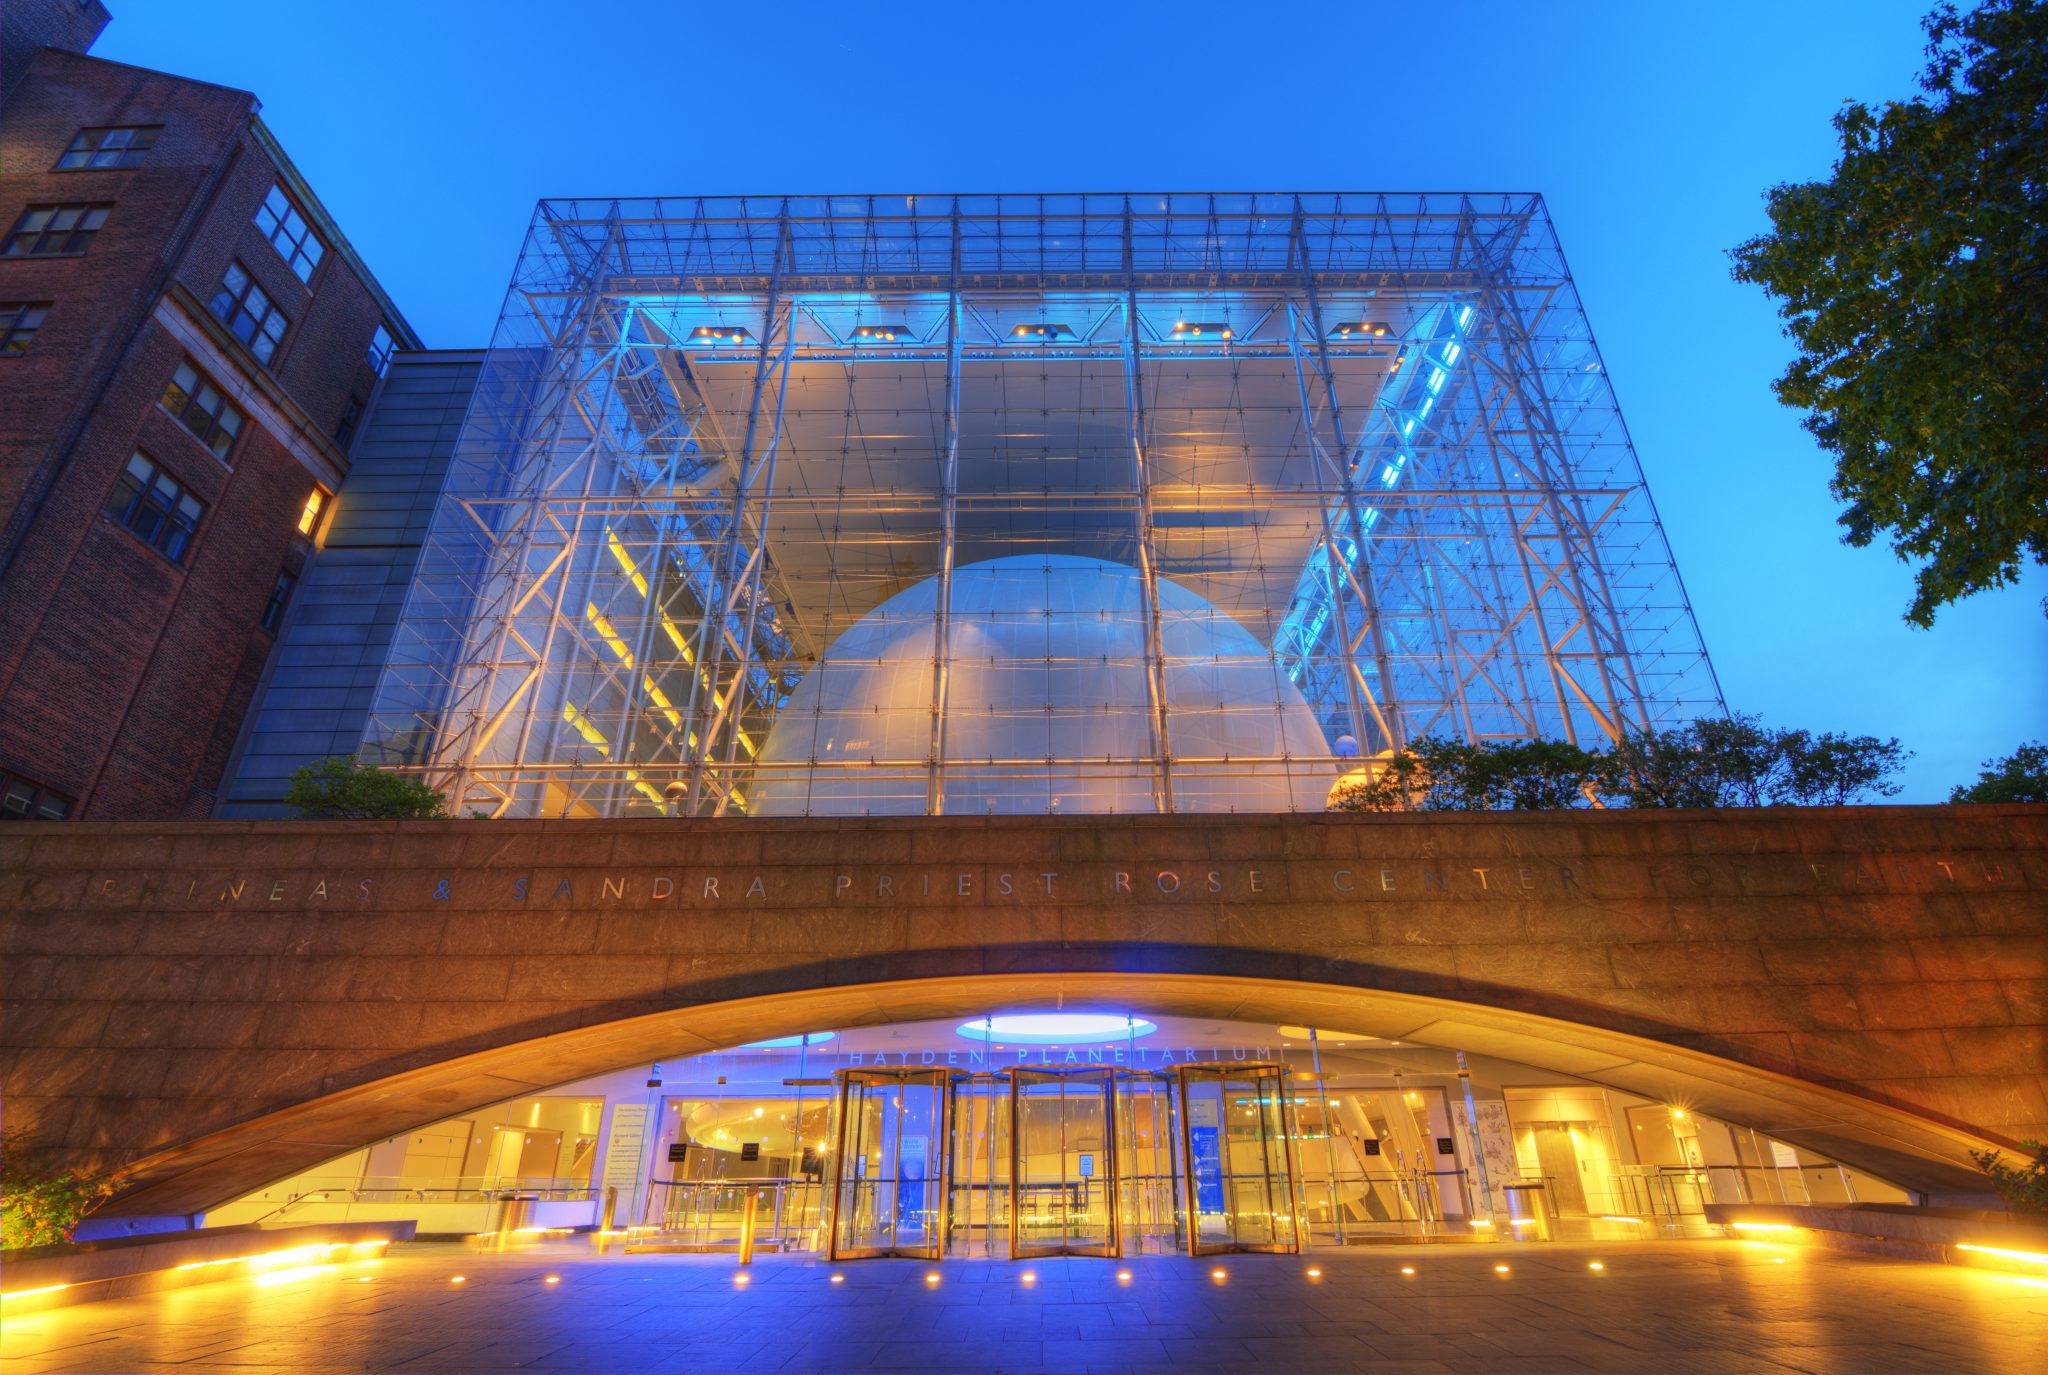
xmin=739 ymin=1032 xmax=837 ymax=1049
xmin=956 ymin=1014 xmax=1158 ymax=1044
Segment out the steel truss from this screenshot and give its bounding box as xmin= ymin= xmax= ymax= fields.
xmin=363 ymin=193 xmax=1720 ymax=818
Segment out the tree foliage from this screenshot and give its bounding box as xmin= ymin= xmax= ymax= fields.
xmin=1950 ymin=740 xmax=2048 ymax=801
xmin=1970 ymin=1139 xmax=2048 ymax=1212
xmin=1728 ymin=0 xmax=2048 ymax=626
xmin=283 ymin=755 xmax=448 ymax=821
xmin=1329 ymin=716 xmax=1909 ymax=812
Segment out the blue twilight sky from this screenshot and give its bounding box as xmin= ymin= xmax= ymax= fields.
xmin=94 ymin=0 xmax=2046 ymax=801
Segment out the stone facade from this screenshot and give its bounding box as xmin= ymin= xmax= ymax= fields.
xmin=0 ymin=804 xmax=2041 ymax=1218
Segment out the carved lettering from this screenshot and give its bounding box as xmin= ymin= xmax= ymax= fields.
xmin=835 ymin=874 xmax=853 ymax=897
xmin=1470 ymin=867 xmax=1490 ymax=891
xmin=602 ymin=876 xmax=625 ymax=901
xmin=1156 ymin=870 xmax=1180 ymax=894
xmin=957 ymin=872 xmax=973 ymax=898
xmin=651 ymin=877 xmax=673 ymax=900
xmin=1248 ymin=869 xmax=1265 ymax=893
xmin=1332 ymin=869 xmax=1354 ymax=893
xmin=1039 ymin=872 xmax=1058 ymax=895
xmin=877 ymin=875 xmax=894 ymax=898
xmin=1381 ymin=868 xmax=1396 ymax=892
xmin=998 ymin=872 xmax=1013 ymax=896
xmin=1114 ymin=871 xmax=1132 ymax=894
xmin=702 ymin=876 xmax=719 ymax=900
xmin=269 ymin=880 xmax=287 ymax=902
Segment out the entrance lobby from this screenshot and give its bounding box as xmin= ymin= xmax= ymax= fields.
xmin=200 ymin=1011 xmax=1909 ymax=1263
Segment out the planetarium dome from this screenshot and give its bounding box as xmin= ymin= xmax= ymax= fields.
xmin=750 ymin=555 xmax=1335 ymax=816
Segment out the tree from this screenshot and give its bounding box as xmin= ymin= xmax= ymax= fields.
xmin=1728 ymin=0 xmax=2048 ymax=627
xmin=1950 ymin=741 xmax=2048 ymax=801
xmin=1970 ymin=1140 xmax=2048 ymax=1212
xmin=1328 ymin=737 xmax=1601 ymax=812
xmin=1602 ymin=716 xmax=1909 ymax=808
xmin=1603 ymin=715 xmax=1794 ymax=808
xmin=283 ymin=755 xmax=448 ymax=820
xmin=1781 ymin=730 xmax=1912 ymax=805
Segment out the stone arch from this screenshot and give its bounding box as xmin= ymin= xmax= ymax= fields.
xmin=109 ymin=970 xmax=2002 ymax=1219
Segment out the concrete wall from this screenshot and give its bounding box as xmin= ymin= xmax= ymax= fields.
xmin=0 ymin=804 xmax=2040 ymax=1217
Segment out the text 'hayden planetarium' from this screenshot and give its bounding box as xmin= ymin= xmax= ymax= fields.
xmin=363 ymin=193 xmax=1718 ymax=819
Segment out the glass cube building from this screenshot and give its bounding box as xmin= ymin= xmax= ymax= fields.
xmin=362 ymin=193 xmax=1720 ymax=818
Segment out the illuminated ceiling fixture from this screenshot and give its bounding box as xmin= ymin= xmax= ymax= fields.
xmin=1007 ymin=322 xmax=1076 ymax=343
xmin=1330 ymin=320 xmax=1392 ymax=338
xmin=1168 ymin=321 xmax=1232 ymax=342
xmin=957 ymin=1013 xmax=1158 ymax=1043
xmin=739 ymin=1032 xmax=837 ymax=1049
xmin=852 ymin=324 xmax=912 ymax=343
xmin=688 ymin=325 xmax=754 ymax=345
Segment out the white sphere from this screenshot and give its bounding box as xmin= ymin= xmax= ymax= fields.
xmin=751 ymin=555 xmax=1335 ymax=815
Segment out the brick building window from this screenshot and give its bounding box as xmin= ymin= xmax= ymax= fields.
xmin=3 ymin=203 xmax=111 ymax=256
xmin=210 ymin=262 xmax=288 ymax=364
xmin=105 ymin=452 xmax=205 ymax=564
xmin=1 ymin=302 xmax=50 ymax=355
xmin=54 ymin=125 xmax=161 ymax=170
xmin=254 ymin=184 xmax=324 ymax=283
xmin=160 ymin=358 xmax=245 ymax=460
xmin=296 ymin=485 xmax=330 ymax=536
xmin=335 ymin=394 xmax=364 ymax=447
xmin=0 ymin=769 xmax=74 ymax=821
xmin=367 ymin=323 xmax=395 ymax=376
xmin=261 ymin=569 xmax=296 ymax=632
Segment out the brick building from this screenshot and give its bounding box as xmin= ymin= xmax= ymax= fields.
xmin=0 ymin=28 xmax=417 ymax=820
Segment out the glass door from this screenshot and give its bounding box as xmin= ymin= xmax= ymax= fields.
xmin=1177 ymin=1063 xmax=1300 ymax=1255
xmin=948 ymin=1073 xmax=1008 ymax=1257
xmin=1010 ymin=1068 xmax=1118 ymax=1258
xmin=827 ymin=1069 xmax=949 ymax=1260
xmin=1118 ymin=1070 xmax=1184 ymax=1255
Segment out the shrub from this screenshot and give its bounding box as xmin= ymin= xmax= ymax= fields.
xmin=284 ymin=755 xmax=448 ymax=820
xmin=0 ymin=1160 xmax=113 ymax=1251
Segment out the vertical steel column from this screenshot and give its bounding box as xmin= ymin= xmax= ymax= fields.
xmin=1119 ymin=199 xmax=1175 ymax=813
xmin=1287 ymin=200 xmax=1403 ymax=751
xmin=683 ymin=203 xmax=790 ymax=812
xmin=449 ymin=210 xmax=623 ymax=813
xmin=1462 ymin=201 xmax=1644 ymax=738
xmin=924 ymin=205 xmax=964 ymax=815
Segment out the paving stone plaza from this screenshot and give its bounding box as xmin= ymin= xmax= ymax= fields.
xmin=6 ymin=1239 xmax=2046 ymax=1375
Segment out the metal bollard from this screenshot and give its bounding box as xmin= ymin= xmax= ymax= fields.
xmin=737 ymin=1188 xmax=759 ymax=1266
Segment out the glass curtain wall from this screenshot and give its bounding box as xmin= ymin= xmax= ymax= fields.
xmin=362 ymin=194 xmax=1721 ymax=818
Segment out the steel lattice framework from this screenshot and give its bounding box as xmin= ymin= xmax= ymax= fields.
xmin=362 ymin=193 xmax=1721 ymax=819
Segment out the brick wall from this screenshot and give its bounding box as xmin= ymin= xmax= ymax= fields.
xmin=0 ymin=49 xmax=408 ymax=819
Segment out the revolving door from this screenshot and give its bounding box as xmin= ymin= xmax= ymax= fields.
xmin=1177 ymin=1063 xmax=1301 ymax=1255
xmin=826 ymin=1069 xmax=948 ymax=1260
